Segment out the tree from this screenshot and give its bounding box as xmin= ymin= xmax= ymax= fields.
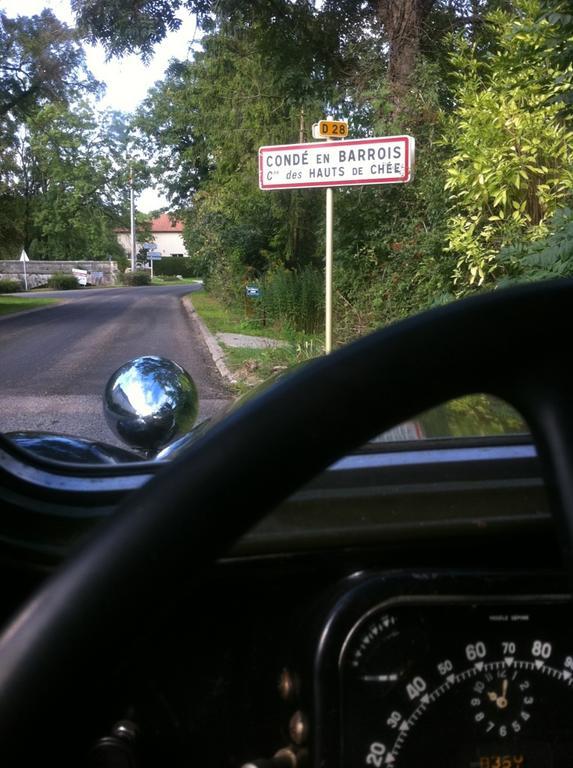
xmin=72 ymin=0 xmax=210 ymax=59
xmin=137 ymin=5 xmax=335 ymax=298
xmin=376 ymin=0 xmax=437 ymax=115
xmin=0 ymin=10 xmax=99 ymax=123
xmin=2 ymin=101 xmax=136 ymax=260
xmin=0 ymin=10 xmax=103 ymax=257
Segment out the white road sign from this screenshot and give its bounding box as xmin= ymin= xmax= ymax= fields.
xmin=259 ymin=135 xmax=414 ymax=190
xmin=19 ymin=250 xmax=29 ymax=262
xmin=72 ymin=268 xmax=88 ymax=286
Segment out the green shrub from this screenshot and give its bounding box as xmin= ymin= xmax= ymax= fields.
xmin=444 ymin=3 xmax=573 ymax=292
xmin=154 ymin=257 xmax=195 ymax=278
xmin=47 ymin=273 xmax=79 ymax=290
xmin=123 ymin=271 xmax=151 ymax=286
xmin=0 ymin=279 xmax=22 ymax=293
xmin=498 ymin=207 xmax=573 ymax=283
xmin=254 ymin=267 xmax=324 ymax=334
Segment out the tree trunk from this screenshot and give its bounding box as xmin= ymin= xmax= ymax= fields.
xmin=376 ymin=0 xmax=435 ymax=117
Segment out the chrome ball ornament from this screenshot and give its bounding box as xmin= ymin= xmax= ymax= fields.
xmin=103 ymin=356 xmax=199 ymax=454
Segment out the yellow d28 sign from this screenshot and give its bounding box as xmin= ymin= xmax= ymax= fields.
xmin=317 ymin=120 xmax=348 ymax=138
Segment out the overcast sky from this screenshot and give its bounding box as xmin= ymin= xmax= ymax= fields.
xmin=1 ymin=0 xmax=198 ymax=211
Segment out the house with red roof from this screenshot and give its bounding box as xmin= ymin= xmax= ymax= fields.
xmin=116 ymin=215 xmax=188 ymax=259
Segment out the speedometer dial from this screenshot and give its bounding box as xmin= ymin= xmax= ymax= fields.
xmin=340 ymin=601 xmax=573 ymax=767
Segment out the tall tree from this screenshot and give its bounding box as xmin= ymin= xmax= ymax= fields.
xmin=26 ymin=104 xmax=136 ymax=259
xmin=0 ymin=10 xmax=103 ymax=257
xmin=376 ymin=0 xmax=436 ymax=115
xmin=137 ymin=3 xmax=337 ymax=287
xmin=0 ymin=10 xmax=99 ymax=122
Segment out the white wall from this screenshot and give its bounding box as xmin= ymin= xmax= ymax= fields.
xmin=154 ymin=232 xmax=188 ymax=257
xmin=116 ymin=231 xmax=188 ymax=258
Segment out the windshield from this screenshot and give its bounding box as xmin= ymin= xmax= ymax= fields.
xmin=0 ymin=0 xmax=569 ymax=462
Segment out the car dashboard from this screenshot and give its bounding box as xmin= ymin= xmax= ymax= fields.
xmin=0 ymin=432 xmax=567 ymax=767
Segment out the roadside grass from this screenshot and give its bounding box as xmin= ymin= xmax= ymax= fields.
xmin=191 ymin=291 xmax=289 ymax=340
xmin=0 ymin=296 xmax=58 ymax=316
xmin=151 ymin=276 xmax=201 ymax=286
xmin=190 ymin=290 xmax=323 ymax=391
xmin=221 ymin=346 xmax=298 ymax=394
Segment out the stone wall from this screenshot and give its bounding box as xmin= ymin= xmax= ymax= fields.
xmin=0 ymin=260 xmax=119 ymax=289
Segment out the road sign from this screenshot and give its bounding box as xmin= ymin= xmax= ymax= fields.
xmin=148 ymin=251 xmax=162 ymax=260
xmin=313 ymin=119 xmax=348 ymax=139
xmin=72 ymin=268 xmax=88 ymax=286
xmin=245 ymin=285 xmax=260 ymax=298
xmin=142 ymin=242 xmax=156 ymax=250
xmin=19 ymin=250 xmax=29 ymax=291
xmin=259 ymin=135 xmax=414 ymax=190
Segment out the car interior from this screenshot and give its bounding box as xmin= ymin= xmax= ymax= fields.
xmin=0 ymin=278 xmax=571 ymax=766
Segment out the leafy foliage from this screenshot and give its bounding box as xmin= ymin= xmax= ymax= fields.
xmin=444 ymin=0 xmax=573 ymax=291
xmin=47 ymin=272 xmax=79 ymax=290
xmin=0 ymin=279 xmax=22 ymax=293
xmin=252 ymin=266 xmax=324 ymax=334
xmin=0 ymin=10 xmax=99 ymax=123
xmin=154 ymin=256 xmax=196 ymax=277
xmin=72 ymin=0 xmax=211 ymax=58
xmin=122 ymin=271 xmax=152 ymax=286
xmin=0 ymin=10 xmax=135 ymax=261
xmin=499 ymin=207 xmax=573 ymax=281
xmin=139 ymin=5 xmax=336 ymax=306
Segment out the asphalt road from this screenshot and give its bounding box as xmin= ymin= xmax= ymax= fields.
xmin=0 ymin=285 xmax=232 ymax=447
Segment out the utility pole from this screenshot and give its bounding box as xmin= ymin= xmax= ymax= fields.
xmin=129 ymin=164 xmax=136 ymax=271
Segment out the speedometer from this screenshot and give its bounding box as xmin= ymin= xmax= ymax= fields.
xmin=340 ymin=600 xmax=573 ymax=767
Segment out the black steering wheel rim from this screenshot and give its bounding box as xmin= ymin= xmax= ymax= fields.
xmin=0 ymin=279 xmax=572 ymax=754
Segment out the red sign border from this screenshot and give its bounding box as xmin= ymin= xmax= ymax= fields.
xmin=259 ymin=136 xmax=413 ymax=190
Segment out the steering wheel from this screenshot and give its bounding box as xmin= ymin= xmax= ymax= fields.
xmin=0 ymin=279 xmax=571 ymax=758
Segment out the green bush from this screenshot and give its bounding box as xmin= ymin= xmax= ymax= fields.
xmin=154 ymin=257 xmax=195 ymax=278
xmin=444 ymin=4 xmax=573 ymax=292
xmin=498 ymin=207 xmax=573 ymax=283
xmin=47 ymin=273 xmax=79 ymax=290
xmin=254 ymin=267 xmax=324 ymax=334
xmin=122 ymin=271 xmax=151 ymax=286
xmin=0 ymin=279 xmax=22 ymax=293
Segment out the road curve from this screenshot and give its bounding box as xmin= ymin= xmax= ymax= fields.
xmin=0 ymin=285 xmax=232 ymax=446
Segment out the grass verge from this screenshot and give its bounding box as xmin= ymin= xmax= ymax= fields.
xmin=191 ymin=291 xmax=286 ymax=338
xmin=0 ymin=296 xmax=58 ymax=317
xmin=151 ymin=276 xmax=202 ymax=286
xmin=190 ymin=290 xmax=323 ymax=391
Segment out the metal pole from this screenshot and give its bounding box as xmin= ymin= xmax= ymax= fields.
xmin=22 ymin=259 xmax=28 ymax=292
xmin=129 ymin=165 xmax=136 ymax=272
xmin=324 ymin=123 xmax=335 ymax=354
xmin=325 ymin=186 xmax=333 ymax=353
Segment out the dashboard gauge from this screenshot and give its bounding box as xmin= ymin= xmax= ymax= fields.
xmin=339 ymin=600 xmax=573 ymax=768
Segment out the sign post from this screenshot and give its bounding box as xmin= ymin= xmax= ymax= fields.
xmin=259 ymin=129 xmax=415 ymax=352
xmin=19 ymin=250 xmax=29 ymax=292
xmin=142 ymin=243 xmax=160 ymax=280
xmin=147 ymin=250 xmax=161 ymax=280
xmin=325 ymin=185 xmax=334 ymax=352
